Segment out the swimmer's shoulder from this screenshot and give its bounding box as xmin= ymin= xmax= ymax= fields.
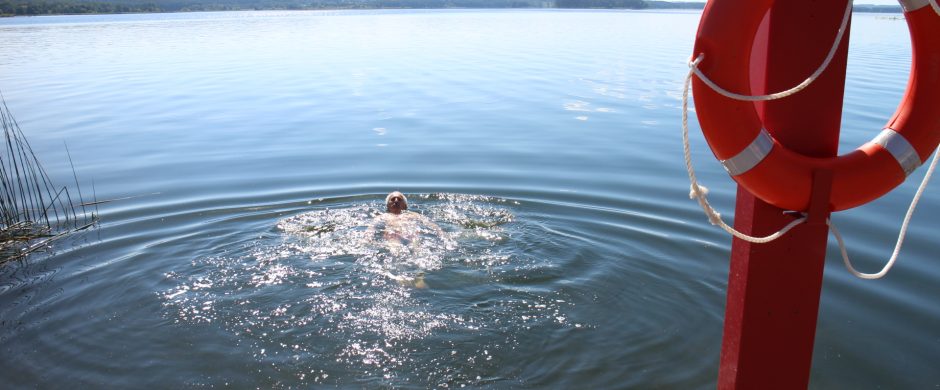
xmin=402 ymin=211 xmax=430 ymax=220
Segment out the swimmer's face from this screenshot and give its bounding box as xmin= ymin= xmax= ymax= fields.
xmin=386 ymin=191 xmax=408 ymax=214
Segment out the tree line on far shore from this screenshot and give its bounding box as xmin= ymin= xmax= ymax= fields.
xmin=0 ymin=0 xmax=901 ymax=17
xmin=0 ymin=0 xmax=679 ymax=16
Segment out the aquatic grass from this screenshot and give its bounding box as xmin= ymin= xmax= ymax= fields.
xmin=0 ymin=94 xmax=97 ymax=263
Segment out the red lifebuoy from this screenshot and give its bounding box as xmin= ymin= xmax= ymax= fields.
xmin=691 ymin=0 xmax=940 ymax=212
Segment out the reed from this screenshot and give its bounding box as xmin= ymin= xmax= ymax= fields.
xmin=0 ymin=95 xmax=97 ymax=263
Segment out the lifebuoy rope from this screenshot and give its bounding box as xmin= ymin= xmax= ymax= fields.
xmin=831 ymin=147 xmax=939 ymax=279
xmin=682 ymin=0 xmax=939 ymax=278
xmin=682 ymin=57 xmax=807 ymax=244
xmin=689 ymin=0 xmax=852 ymax=102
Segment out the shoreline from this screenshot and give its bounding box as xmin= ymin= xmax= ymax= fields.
xmin=0 ymin=1 xmax=903 ymax=18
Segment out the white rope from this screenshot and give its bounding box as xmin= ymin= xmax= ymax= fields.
xmin=683 ymin=0 xmax=937 ymax=279
xmin=829 ymin=146 xmax=939 ymax=279
xmin=830 ymin=0 xmax=940 ymax=279
xmin=682 ymin=60 xmax=806 ymax=244
xmin=689 ymin=0 xmax=853 ymax=102
xmin=680 ymin=2 xmax=853 ymax=243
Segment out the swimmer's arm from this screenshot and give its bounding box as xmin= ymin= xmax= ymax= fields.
xmin=414 ymin=212 xmax=446 ymax=236
xmin=365 ymin=214 xmax=386 ymax=237
xmin=430 ymin=219 xmax=445 ymax=237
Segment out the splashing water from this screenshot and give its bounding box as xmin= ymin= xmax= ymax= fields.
xmin=160 ymin=193 xmax=579 ymax=387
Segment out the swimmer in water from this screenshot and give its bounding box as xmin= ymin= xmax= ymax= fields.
xmin=367 ymin=191 xmax=445 ymax=242
xmin=366 ymin=191 xmax=446 ymax=288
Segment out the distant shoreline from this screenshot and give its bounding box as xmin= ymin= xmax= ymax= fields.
xmin=0 ymin=1 xmax=901 ymax=18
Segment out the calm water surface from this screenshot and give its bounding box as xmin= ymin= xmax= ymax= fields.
xmin=0 ymin=9 xmax=937 ymax=388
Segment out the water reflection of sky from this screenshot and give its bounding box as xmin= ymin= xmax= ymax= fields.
xmin=0 ymin=9 xmax=935 ymax=389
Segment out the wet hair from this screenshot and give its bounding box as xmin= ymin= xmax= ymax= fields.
xmin=385 ymin=191 xmax=408 ymax=211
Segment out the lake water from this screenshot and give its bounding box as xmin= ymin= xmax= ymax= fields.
xmin=0 ymin=9 xmax=938 ymax=389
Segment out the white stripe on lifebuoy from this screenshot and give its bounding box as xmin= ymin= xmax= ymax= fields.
xmin=871 ymin=129 xmax=922 ymax=176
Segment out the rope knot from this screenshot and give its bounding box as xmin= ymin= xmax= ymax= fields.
xmin=689 ymin=184 xmax=721 ymax=225
xmin=679 ymin=0 xmax=935 ymax=279
xmin=707 ymin=210 xmax=721 ymax=226
xmin=689 ymin=183 xmax=709 ymax=200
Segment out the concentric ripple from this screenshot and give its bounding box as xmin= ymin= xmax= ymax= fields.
xmin=160 ymin=193 xmax=579 ymax=387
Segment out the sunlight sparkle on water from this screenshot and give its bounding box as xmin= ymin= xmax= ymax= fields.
xmin=160 ymin=194 xmax=579 ymax=387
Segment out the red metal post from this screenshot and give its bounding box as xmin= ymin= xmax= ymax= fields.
xmin=718 ymin=1 xmax=851 ymax=389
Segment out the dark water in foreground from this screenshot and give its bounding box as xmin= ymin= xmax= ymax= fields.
xmin=0 ymin=10 xmax=937 ymax=388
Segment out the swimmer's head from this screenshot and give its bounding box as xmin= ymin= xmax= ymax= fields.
xmin=385 ymin=191 xmax=408 ymax=214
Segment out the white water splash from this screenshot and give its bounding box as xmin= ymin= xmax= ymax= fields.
xmin=160 ymin=193 xmax=577 ymax=387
